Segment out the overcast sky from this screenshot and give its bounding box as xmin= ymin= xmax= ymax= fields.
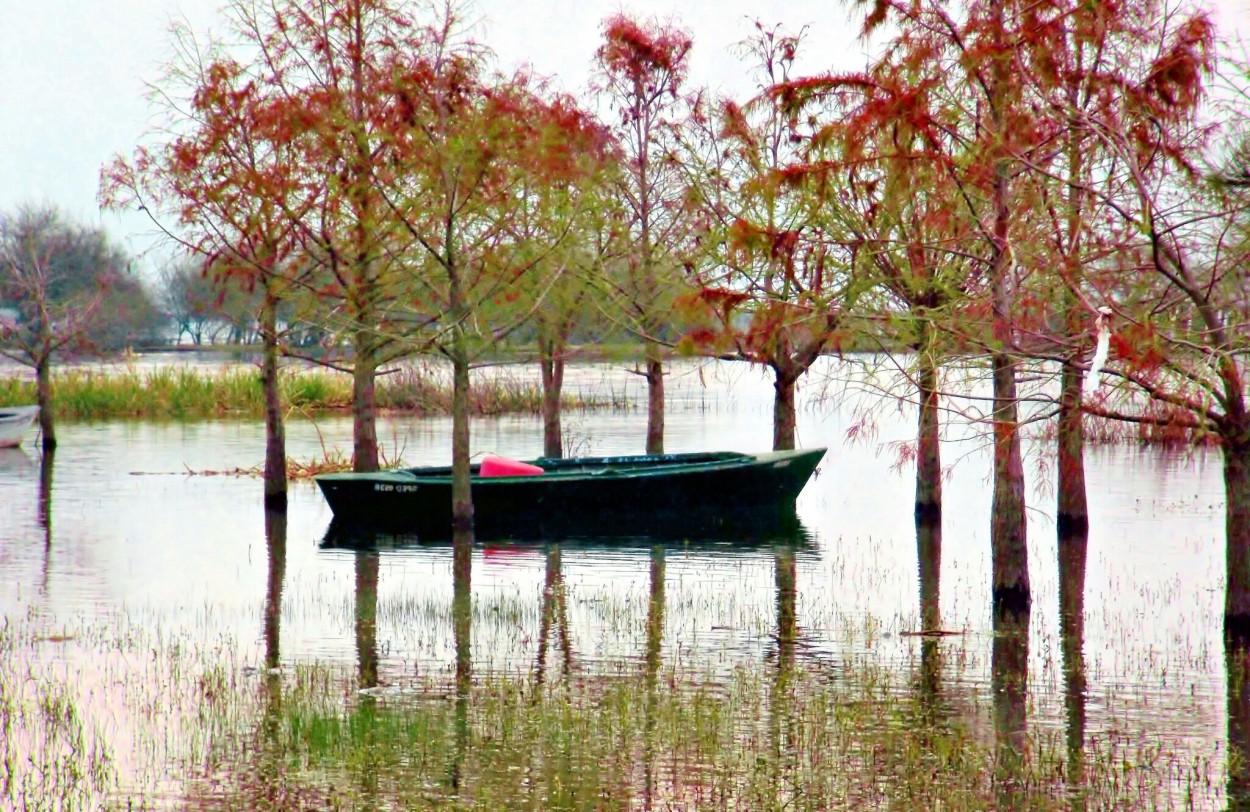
xmin=2 ymin=0 xmax=1248 ymax=271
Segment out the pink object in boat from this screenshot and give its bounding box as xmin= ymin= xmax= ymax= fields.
xmin=479 ymin=456 xmax=545 ymax=477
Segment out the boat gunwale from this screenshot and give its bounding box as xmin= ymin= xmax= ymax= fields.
xmin=315 ymin=447 xmax=825 ymax=484
xmin=0 ymin=405 xmax=39 ymax=422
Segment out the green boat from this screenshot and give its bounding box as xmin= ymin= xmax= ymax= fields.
xmin=315 ymin=447 xmax=826 ymax=539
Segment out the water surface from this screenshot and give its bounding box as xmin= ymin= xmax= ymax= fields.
xmin=0 ymin=358 xmax=1232 ymax=807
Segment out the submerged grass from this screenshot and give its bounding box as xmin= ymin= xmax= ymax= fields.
xmin=0 ymin=598 xmax=1226 ymax=812
xmin=0 ymin=365 xmax=626 ymax=421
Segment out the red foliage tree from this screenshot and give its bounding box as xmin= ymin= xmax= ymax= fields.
xmin=595 ymin=13 xmax=695 ymax=456
xmin=1044 ymin=3 xmax=1250 ymax=633
xmin=379 ymin=41 xmax=611 ymax=532
xmin=781 ymin=0 xmax=1090 ymax=606
xmin=680 ymin=24 xmax=848 ymax=452
xmin=104 ymin=27 xmax=315 ymax=505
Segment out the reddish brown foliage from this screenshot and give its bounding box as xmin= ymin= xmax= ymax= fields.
xmin=598 ymin=15 xmax=693 ymax=82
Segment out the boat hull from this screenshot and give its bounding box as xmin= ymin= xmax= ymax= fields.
xmin=316 ymin=448 xmax=826 ymax=539
xmin=0 ymin=406 xmax=39 ymax=449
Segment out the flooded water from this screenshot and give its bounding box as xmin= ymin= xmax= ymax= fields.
xmin=0 ymin=357 xmax=1237 ymax=809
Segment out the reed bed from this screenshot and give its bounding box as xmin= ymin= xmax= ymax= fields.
xmin=0 ymin=365 xmax=626 ymax=420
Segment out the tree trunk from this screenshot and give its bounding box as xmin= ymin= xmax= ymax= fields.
xmin=35 ymin=357 xmax=55 ymax=450
xmin=987 ymin=0 xmax=1028 ymax=611
xmin=539 ymin=336 xmax=564 ymax=459
xmin=1059 ymin=102 xmax=1090 ymax=538
xmin=351 ymin=332 xmax=379 ymax=473
xmin=260 ymin=297 xmax=286 ymax=508
xmin=1225 ymin=438 xmax=1250 ymax=636
xmin=450 ymin=347 xmax=474 ymax=535
xmin=772 ymin=369 xmax=798 ymax=452
xmin=645 ymin=346 xmax=664 ymax=456
xmin=1057 ymin=349 xmax=1088 ymax=536
xmin=991 ymin=351 xmax=1029 ymax=610
xmin=915 ymin=340 xmax=942 ymax=521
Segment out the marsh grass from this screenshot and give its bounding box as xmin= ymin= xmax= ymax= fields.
xmin=0 ymin=365 xmax=625 ymax=421
xmin=0 ymin=596 xmax=1225 ymax=812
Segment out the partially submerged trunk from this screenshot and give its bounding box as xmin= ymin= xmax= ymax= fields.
xmin=1225 ymin=437 xmax=1250 ymax=637
xmin=1057 ymin=342 xmax=1088 ymax=536
xmin=991 ymin=351 xmax=1030 ymax=610
xmin=260 ymin=296 xmax=287 ymax=508
xmin=539 ymin=336 xmax=564 ymax=459
xmin=915 ymin=339 xmax=942 ymax=521
xmin=447 ymin=258 xmax=473 ymax=534
xmin=1058 ymin=119 xmax=1089 ymax=537
xmin=450 ymin=345 xmax=474 ymax=535
xmin=351 ymin=331 xmax=379 ymax=473
xmin=35 ymin=357 xmax=55 ymax=450
xmin=772 ymin=369 xmax=798 ymax=452
xmin=987 ymin=0 xmax=1028 ymax=611
xmin=645 ymin=346 xmax=665 ymax=456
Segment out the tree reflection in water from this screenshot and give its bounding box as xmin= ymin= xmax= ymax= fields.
xmin=915 ymin=515 xmax=943 ymax=719
xmin=450 ymin=529 xmax=472 ymax=794
xmin=1227 ymin=626 xmax=1250 ymax=811
xmin=534 ymin=543 xmax=572 ymax=690
xmin=770 ymin=546 xmax=797 ymax=805
xmin=38 ymin=447 xmax=54 ymax=593
xmin=354 ymin=551 xmax=380 ymax=691
xmin=259 ymin=507 xmax=287 ymax=798
xmin=1059 ymin=530 xmax=1088 ymax=809
xmin=993 ymin=599 xmax=1030 ymax=809
xmin=352 ymin=548 xmax=380 ymax=803
xmin=643 ymin=543 xmax=664 ymax=812
xmin=263 ymin=508 xmax=287 ymax=674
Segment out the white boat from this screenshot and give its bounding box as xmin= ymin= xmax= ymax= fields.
xmin=0 ymin=405 xmax=39 ymax=448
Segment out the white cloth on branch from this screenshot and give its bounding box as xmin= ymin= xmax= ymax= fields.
xmin=1083 ymin=307 xmax=1112 ymax=397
